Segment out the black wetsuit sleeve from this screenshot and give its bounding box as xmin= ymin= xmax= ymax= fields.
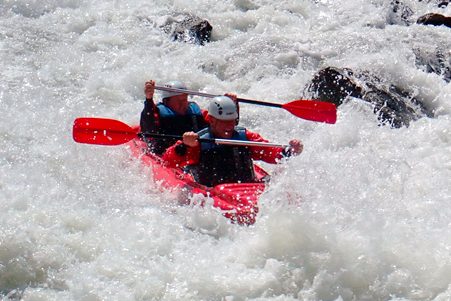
xmin=140 ymin=99 xmax=158 ymax=133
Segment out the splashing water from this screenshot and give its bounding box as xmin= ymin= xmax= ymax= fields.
xmin=1 ymin=0 xmax=450 ymax=300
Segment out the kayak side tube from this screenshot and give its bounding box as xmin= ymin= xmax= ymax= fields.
xmin=126 ymin=131 xmax=269 ymax=225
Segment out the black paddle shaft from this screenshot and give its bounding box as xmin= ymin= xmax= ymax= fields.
xmin=155 ymin=85 xmax=282 ymax=108
xmin=236 ymin=98 xmax=282 ymax=108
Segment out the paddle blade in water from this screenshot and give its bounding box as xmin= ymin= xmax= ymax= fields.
xmin=73 ymin=117 xmax=138 ymax=145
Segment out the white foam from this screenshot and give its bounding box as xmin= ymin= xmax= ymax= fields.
xmin=1 ymin=0 xmax=450 ymax=300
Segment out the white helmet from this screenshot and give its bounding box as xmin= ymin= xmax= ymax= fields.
xmin=160 ymin=80 xmax=188 ymax=100
xmin=208 ymin=96 xmax=238 ymax=120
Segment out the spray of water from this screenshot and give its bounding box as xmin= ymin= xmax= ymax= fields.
xmin=1 ymin=0 xmax=450 ymax=300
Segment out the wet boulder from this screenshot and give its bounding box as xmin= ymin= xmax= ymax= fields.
xmin=159 ymin=14 xmax=212 ymax=46
xmin=306 ymin=67 xmax=434 ymax=128
xmin=305 ymin=67 xmax=362 ymax=107
xmin=417 ymin=13 xmax=451 ymax=27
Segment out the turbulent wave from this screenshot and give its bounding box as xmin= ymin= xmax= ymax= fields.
xmin=1 ymin=0 xmax=450 ymax=300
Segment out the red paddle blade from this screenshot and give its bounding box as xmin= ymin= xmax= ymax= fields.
xmin=73 ymin=117 xmax=138 ymax=145
xmin=283 ymin=100 xmax=337 ymax=124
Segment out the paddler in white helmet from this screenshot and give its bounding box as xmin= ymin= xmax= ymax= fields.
xmin=140 ymin=80 xmax=213 ymax=155
xmin=162 ymin=95 xmax=303 ymax=187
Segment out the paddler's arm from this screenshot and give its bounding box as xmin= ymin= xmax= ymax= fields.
xmin=162 ymin=132 xmax=201 ymax=168
xmin=246 ymin=131 xmax=303 ymax=163
xmin=140 ymin=80 xmax=159 ymax=133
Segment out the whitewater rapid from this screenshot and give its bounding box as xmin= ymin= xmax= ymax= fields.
xmin=1 ymin=0 xmax=450 ymax=300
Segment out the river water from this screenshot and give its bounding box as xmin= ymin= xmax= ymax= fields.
xmin=1 ymin=0 xmax=450 ymax=300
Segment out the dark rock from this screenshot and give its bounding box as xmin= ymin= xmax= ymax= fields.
xmin=306 ymin=67 xmax=434 ymax=127
xmin=308 ymin=67 xmax=362 ymax=107
xmin=160 ymin=14 xmax=212 ymax=46
xmin=417 ymin=13 xmax=451 ymax=27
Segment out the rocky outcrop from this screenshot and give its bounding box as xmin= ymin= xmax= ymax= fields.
xmin=306 ymin=67 xmax=434 ymax=127
xmin=417 ymin=13 xmax=451 ymax=27
xmin=159 ymin=14 xmax=212 ymax=46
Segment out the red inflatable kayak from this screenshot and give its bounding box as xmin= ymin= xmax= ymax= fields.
xmin=72 ymin=117 xmax=272 ymax=225
xmin=127 ymin=137 xmax=269 ymax=225
xmin=74 ymin=94 xmax=337 ymax=222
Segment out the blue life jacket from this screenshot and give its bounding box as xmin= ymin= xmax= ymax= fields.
xmin=152 ymin=102 xmax=208 ymax=155
xmin=193 ymin=127 xmax=255 ymax=187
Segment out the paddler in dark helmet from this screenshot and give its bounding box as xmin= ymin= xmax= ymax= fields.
xmin=140 ymin=80 xmax=209 ymax=155
xmin=162 ymin=95 xmax=303 ymax=187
